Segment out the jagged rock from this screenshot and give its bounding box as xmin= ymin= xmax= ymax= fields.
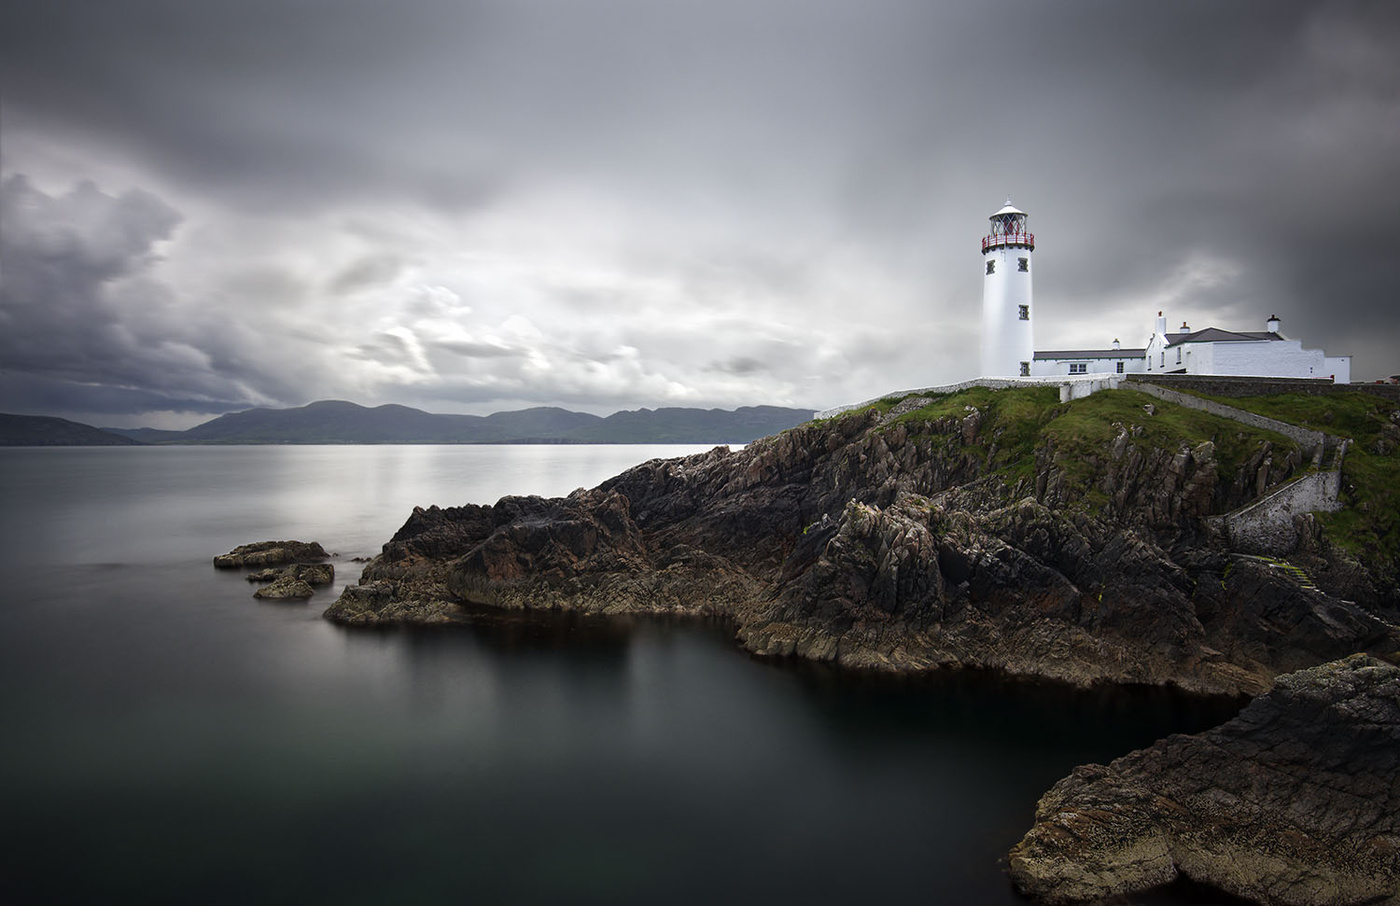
xmin=252 ymin=577 xmax=315 ymax=599
xmin=321 ymin=579 xmax=459 ymax=625
xmin=1008 ymin=654 xmax=1400 ymax=906
xmin=214 ymin=540 xmax=328 ymax=569
xmin=324 ymin=396 xmax=1399 ymax=693
xmin=246 ymin=562 xmax=332 ymax=586
xmin=289 ymin=562 xmax=334 ymax=586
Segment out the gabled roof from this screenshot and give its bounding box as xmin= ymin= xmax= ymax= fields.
xmin=1166 ymin=327 xmax=1282 ymax=345
xmin=1034 ymin=348 xmax=1147 ymax=360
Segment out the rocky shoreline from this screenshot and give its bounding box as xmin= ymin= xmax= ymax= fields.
xmin=319 ymin=387 xmax=1400 ymax=905
xmin=325 ymin=390 xmax=1398 ymax=696
xmin=1009 ymin=654 xmax=1399 ymax=905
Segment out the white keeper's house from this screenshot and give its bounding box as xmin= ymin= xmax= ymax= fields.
xmin=979 ymin=199 xmax=1351 ymax=384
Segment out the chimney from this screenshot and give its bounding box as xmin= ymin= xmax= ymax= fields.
xmin=1180 ymin=321 xmax=1190 ymax=332
xmin=1266 ymin=315 xmax=1281 ymax=334
xmin=1112 ymin=338 xmax=1121 ymax=350
xmin=1155 ymin=311 xmax=1167 ymax=336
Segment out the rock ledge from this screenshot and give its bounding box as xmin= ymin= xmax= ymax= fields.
xmin=1008 ymin=654 xmax=1400 ymax=906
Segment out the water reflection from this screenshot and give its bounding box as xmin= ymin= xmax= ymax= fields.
xmin=0 ymin=446 xmax=1252 ymax=905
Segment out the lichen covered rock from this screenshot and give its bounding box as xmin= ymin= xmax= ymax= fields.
xmin=252 ymin=577 xmax=315 ymax=600
xmin=1008 ymin=654 xmax=1400 ymax=905
xmin=214 ymin=540 xmax=328 ymax=569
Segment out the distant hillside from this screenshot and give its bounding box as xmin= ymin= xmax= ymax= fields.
xmin=102 ymin=401 xmax=814 ymax=444
xmin=0 ymin=414 xmax=141 ymax=446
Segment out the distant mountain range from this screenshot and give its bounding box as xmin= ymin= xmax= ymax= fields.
xmin=0 ymin=413 xmax=141 ymax=446
xmin=1 ymin=400 xmax=812 ymax=446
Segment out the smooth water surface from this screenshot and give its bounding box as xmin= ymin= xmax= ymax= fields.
xmin=0 ymin=446 xmax=1242 ymax=905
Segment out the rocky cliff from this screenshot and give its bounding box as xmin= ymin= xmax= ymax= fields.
xmin=1008 ymin=654 xmax=1400 ymax=905
xmin=325 ymin=386 xmax=1400 ymax=696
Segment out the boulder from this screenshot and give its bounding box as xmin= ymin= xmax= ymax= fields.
xmin=214 ymin=540 xmax=328 ymax=569
xmin=1008 ymin=654 xmax=1400 ymax=905
xmin=289 ymin=562 xmax=334 ymax=586
xmin=252 ymin=577 xmax=315 ymax=600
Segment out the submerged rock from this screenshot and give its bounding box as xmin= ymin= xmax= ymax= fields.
xmin=214 ymin=540 xmax=328 ymax=569
xmin=1008 ymin=654 xmax=1400 ymax=905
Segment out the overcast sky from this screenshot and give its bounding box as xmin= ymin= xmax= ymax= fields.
xmin=2 ymin=0 xmax=1397 ymax=428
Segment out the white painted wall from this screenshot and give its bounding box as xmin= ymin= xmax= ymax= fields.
xmin=1324 ymin=356 xmax=1352 ymax=384
xmin=1209 ymin=340 xmax=1325 ymax=378
xmin=1031 ymin=356 xmax=1145 ymax=376
xmin=980 ymin=244 xmax=1033 ymax=377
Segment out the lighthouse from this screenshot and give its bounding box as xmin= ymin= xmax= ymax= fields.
xmin=980 ymin=199 xmax=1035 ymax=377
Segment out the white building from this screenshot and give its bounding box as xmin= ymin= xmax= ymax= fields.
xmin=981 ymin=201 xmax=1351 ymax=384
xmin=1142 ymin=312 xmax=1350 ymax=383
xmin=1032 ymin=338 xmax=1146 ymax=377
xmin=980 ymin=200 xmax=1035 ymax=377
xmin=1030 ymin=312 xmax=1350 ymax=383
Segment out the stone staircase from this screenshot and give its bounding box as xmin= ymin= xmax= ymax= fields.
xmin=1230 ymin=554 xmax=1321 ymax=592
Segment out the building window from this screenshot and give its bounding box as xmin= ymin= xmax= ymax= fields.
xmin=986 ymin=260 xmax=995 ymax=275
xmin=1019 ymin=361 xmax=1030 ymax=376
xmin=1160 ymin=352 xmax=1165 ymax=367
xmin=1116 ymin=361 xmax=1125 ymax=374
xmin=1018 ymin=304 xmax=1029 ymax=320
xmin=1176 ymin=346 xmax=1182 ymax=364
xmin=1018 ymin=257 xmax=1028 ymax=272
xmin=1069 ymin=363 xmax=1087 ymax=374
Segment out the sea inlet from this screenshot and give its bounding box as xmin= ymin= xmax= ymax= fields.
xmin=0 ymin=445 xmax=1243 ymax=905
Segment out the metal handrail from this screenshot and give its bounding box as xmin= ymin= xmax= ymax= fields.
xmin=982 ymin=231 xmax=1036 ymax=253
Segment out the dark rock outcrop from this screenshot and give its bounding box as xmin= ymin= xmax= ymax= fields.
xmin=1007 ymin=654 xmax=1400 ymax=905
xmin=252 ymin=577 xmax=315 ymax=599
xmin=326 ymin=393 xmax=1399 ymax=695
xmin=246 ymin=563 xmax=334 ymax=585
xmin=217 ymin=541 xmax=333 ymax=602
xmin=214 ymin=540 xmax=328 ymax=569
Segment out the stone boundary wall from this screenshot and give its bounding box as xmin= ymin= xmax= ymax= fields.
xmin=1126 ymin=373 xmax=1400 ymax=402
xmin=1221 ymin=442 xmax=1348 ymax=556
xmin=1124 ymin=381 xmax=1336 ymax=457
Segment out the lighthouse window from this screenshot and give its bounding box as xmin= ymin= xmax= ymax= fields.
xmin=1018 ymin=257 xmax=1028 ymax=272
xmin=1018 ymin=304 xmax=1029 ymax=320
xmin=1116 ymin=361 xmax=1125 ymax=373
xmin=1019 ymin=361 xmax=1030 ymax=376
xmin=1069 ymin=363 xmax=1087 ymax=374
xmin=986 ymin=260 xmax=995 ymax=275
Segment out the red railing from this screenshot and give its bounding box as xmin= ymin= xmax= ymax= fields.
xmin=982 ymin=231 xmax=1035 ymax=253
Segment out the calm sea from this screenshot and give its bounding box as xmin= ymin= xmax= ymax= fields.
xmin=0 ymin=445 xmax=1242 ymax=905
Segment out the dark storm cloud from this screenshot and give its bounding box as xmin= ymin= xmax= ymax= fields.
xmin=0 ymin=176 xmax=300 ymax=416
xmin=2 ymin=0 xmax=1398 ymax=425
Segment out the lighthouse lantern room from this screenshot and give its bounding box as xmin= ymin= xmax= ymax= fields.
xmin=980 ymin=198 xmax=1035 ymax=378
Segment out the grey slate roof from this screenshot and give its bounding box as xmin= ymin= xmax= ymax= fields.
xmin=1034 ymin=348 xmax=1146 ymax=360
xmin=1167 ymin=327 xmax=1282 ymax=344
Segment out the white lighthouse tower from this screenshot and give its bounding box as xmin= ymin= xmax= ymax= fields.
xmin=980 ymin=198 xmax=1035 ymax=377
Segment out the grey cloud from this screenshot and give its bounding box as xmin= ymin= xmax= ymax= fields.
xmin=707 ymin=356 xmax=768 ymax=376
xmin=0 ymin=176 xmax=304 ymax=416
xmin=432 ymin=339 xmax=522 ymax=359
xmin=2 ymin=0 xmax=1399 ymax=427
xmin=328 ymin=254 xmax=406 ymax=295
